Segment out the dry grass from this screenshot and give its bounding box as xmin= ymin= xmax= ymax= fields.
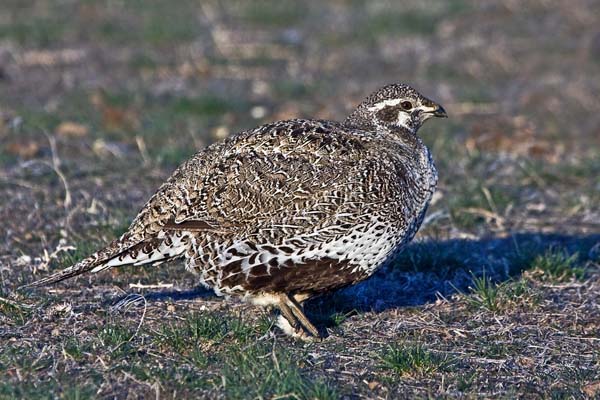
xmin=1 ymin=0 xmax=599 ymax=398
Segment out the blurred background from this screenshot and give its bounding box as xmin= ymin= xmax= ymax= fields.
xmin=1 ymin=0 xmax=599 ymax=265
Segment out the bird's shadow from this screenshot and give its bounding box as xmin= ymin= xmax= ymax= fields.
xmin=304 ymin=232 xmax=599 ymax=329
xmin=134 ymin=286 xmax=214 ymax=303
xmin=111 ymin=232 xmax=599 ymax=329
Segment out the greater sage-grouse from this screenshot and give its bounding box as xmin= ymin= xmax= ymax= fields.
xmin=25 ymin=83 xmax=447 ymax=340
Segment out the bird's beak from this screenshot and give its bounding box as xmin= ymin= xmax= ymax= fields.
xmin=426 ymin=103 xmax=447 ymax=118
xmin=420 ymin=100 xmax=448 ymax=119
xmin=432 ymin=104 xmax=447 ymax=118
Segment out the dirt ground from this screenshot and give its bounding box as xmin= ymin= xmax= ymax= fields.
xmin=1 ymin=1 xmax=599 ymax=398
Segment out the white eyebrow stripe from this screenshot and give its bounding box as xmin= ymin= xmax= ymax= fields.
xmin=367 ymin=98 xmax=403 ymax=112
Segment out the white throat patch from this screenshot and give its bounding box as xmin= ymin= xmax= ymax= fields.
xmin=396 ymin=112 xmax=414 ymax=131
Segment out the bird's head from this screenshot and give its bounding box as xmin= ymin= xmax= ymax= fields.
xmin=345 ymin=83 xmax=447 ymax=134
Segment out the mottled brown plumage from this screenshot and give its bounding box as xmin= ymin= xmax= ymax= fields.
xmin=24 ymin=83 xmax=447 ymax=340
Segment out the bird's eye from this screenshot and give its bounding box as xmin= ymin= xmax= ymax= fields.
xmin=400 ymin=101 xmax=413 ymax=110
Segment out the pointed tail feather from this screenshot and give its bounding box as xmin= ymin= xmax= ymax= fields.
xmin=19 ymin=254 xmax=110 ymax=289
xmin=19 ymin=234 xmax=188 ymax=290
xmin=19 ymin=237 xmax=139 ymax=289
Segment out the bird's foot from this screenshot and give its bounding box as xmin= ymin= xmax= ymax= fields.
xmin=276 ymin=315 xmax=322 ymax=342
xmin=275 ymin=293 xmax=323 ymax=341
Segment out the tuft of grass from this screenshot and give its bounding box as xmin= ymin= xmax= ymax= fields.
xmin=478 ymin=341 xmax=522 ymax=359
xmin=99 ymin=323 xmax=132 ymax=347
xmin=502 ymin=279 xmax=537 ymax=303
xmin=97 ymin=321 xmax=134 ymax=358
xmin=63 ymin=337 xmax=90 ymax=361
xmin=467 ymin=270 xmax=501 ymax=312
xmin=221 ymin=343 xmax=338 ymax=400
xmin=456 ymin=372 xmax=477 ymax=392
xmin=0 ymin=380 xmax=97 ymax=400
xmin=158 ymin=312 xmax=257 ymax=360
xmin=455 ymin=272 xmax=540 ymax=313
xmin=380 ymin=342 xmax=452 ymax=377
xmin=159 ymin=313 xmax=226 ymax=354
xmin=528 ymin=248 xmax=585 ymax=282
xmin=0 ymin=344 xmax=101 ymax=400
xmin=329 ymin=310 xmax=356 ymax=327
xmin=1 ymin=346 xmax=54 ymax=376
xmin=0 ymin=297 xmax=32 ymax=326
